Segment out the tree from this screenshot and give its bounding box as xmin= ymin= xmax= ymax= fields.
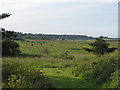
xmin=2 ymin=28 xmax=17 ymax=40
xmin=1 ymin=13 xmax=21 ymax=56
xmin=83 ymin=36 xmax=117 ymax=56
xmin=62 ymin=38 xmax=65 ymax=40
xmin=2 ymin=29 xmax=21 ymax=56
xmin=2 ymin=40 xmax=21 ymax=56
xmin=0 ymin=13 xmax=11 ymax=20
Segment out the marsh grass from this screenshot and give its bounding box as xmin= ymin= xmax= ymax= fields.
xmin=2 ymin=40 xmax=118 ymax=88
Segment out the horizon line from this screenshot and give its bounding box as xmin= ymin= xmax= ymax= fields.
xmin=15 ymin=31 xmax=118 ymax=38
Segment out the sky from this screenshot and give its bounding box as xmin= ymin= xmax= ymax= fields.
xmin=0 ymin=0 xmax=118 ymax=38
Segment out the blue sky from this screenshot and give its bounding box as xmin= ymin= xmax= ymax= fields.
xmin=0 ymin=0 xmax=118 ymax=38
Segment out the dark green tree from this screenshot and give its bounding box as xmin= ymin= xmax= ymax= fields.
xmin=2 ymin=40 xmax=21 ymax=56
xmin=1 ymin=13 xmax=21 ymax=56
xmin=62 ymin=38 xmax=65 ymax=40
xmin=83 ymin=36 xmax=117 ymax=56
xmin=2 ymin=29 xmax=21 ymax=56
xmin=2 ymin=28 xmax=17 ymax=40
xmin=0 ymin=13 xmax=11 ymax=20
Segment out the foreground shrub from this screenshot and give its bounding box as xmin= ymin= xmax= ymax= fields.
xmin=2 ymin=62 xmax=50 ymax=88
xmin=72 ymin=56 xmax=119 ymax=88
xmin=108 ymin=69 xmax=120 ymax=88
xmin=84 ymin=56 xmax=119 ymax=86
xmin=102 ymin=69 xmax=120 ymax=88
xmin=72 ymin=63 xmax=92 ymax=77
xmin=2 ymin=40 xmax=21 ymax=56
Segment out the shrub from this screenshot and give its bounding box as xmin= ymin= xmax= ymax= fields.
xmin=72 ymin=63 xmax=92 ymax=77
xmin=72 ymin=56 xmax=119 ymax=87
xmin=2 ymin=40 xmax=21 ymax=56
xmin=83 ymin=56 xmax=119 ymax=86
xmin=2 ymin=62 xmax=50 ymax=88
xmin=108 ymin=69 xmax=120 ymax=88
xmin=102 ymin=69 xmax=120 ymax=88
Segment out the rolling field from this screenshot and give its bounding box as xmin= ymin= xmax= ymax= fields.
xmin=2 ymin=40 xmax=119 ymax=88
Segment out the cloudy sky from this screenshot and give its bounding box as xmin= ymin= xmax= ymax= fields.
xmin=0 ymin=0 xmax=118 ymax=38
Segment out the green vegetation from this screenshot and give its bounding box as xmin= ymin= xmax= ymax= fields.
xmin=2 ymin=60 xmax=50 ymax=88
xmin=16 ymin=32 xmax=95 ymax=40
xmin=2 ymin=29 xmax=21 ymax=56
xmin=1 ymin=13 xmax=21 ymax=56
xmin=83 ymin=36 xmax=117 ymax=56
xmin=1 ymin=12 xmax=119 ymax=89
xmin=2 ymin=40 xmax=21 ymax=56
xmin=2 ymin=39 xmax=119 ymax=88
xmin=72 ymin=56 xmax=119 ymax=88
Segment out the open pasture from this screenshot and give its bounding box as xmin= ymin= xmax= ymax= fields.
xmin=2 ymin=40 xmax=118 ymax=88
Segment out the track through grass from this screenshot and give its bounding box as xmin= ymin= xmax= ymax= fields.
xmin=41 ymin=68 xmax=98 ymax=88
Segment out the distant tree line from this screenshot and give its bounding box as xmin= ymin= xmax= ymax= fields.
xmin=15 ymin=32 xmax=96 ymax=40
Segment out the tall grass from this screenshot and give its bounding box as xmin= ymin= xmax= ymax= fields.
xmin=2 ymin=40 xmax=118 ymax=88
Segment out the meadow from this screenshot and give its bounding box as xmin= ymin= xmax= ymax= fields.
xmin=2 ymin=40 xmax=119 ymax=88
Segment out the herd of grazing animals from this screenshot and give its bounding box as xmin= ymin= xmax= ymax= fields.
xmin=25 ymin=41 xmax=53 ymax=47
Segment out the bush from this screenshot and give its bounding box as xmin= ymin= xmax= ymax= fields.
xmin=84 ymin=56 xmax=119 ymax=86
xmin=2 ymin=40 xmax=21 ymax=56
xmin=2 ymin=62 xmax=50 ymax=88
xmin=108 ymin=69 xmax=120 ymax=88
xmin=102 ymin=69 xmax=120 ymax=88
xmin=72 ymin=56 xmax=119 ymax=87
xmin=72 ymin=63 xmax=92 ymax=77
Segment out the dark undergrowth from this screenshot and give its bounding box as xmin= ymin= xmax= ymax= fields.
xmin=2 ymin=61 xmax=50 ymax=88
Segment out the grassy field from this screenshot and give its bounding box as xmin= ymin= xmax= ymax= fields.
xmin=2 ymin=40 xmax=118 ymax=88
